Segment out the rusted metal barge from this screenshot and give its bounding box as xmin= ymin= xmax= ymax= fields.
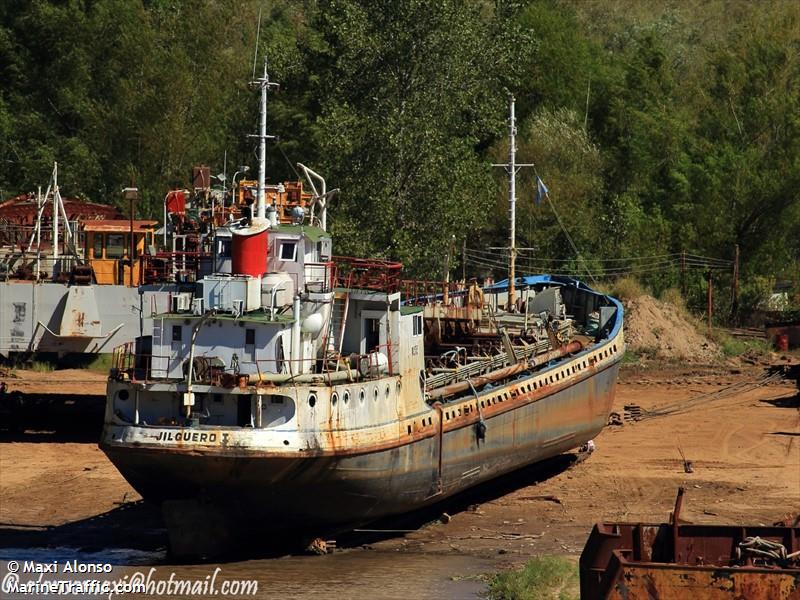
xmin=99 ymin=62 xmax=624 ymax=556
xmin=580 ymin=489 xmax=800 ymax=599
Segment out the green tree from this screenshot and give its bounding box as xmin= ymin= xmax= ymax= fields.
xmin=297 ymin=0 xmax=528 ymax=276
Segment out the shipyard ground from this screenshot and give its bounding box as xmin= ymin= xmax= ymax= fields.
xmin=1 ymin=359 xmax=798 ymax=598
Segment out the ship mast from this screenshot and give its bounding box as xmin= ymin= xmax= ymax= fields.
xmin=250 ymin=58 xmax=279 ymax=222
xmin=493 ymin=97 xmax=533 ymax=309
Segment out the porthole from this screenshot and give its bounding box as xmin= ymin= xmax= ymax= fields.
xmin=308 ymin=393 xmax=317 ymax=408
xmin=359 ymin=388 xmax=366 ymax=404
xmin=331 ymin=392 xmax=339 ymax=406
xmin=373 ymin=387 xmax=379 ymax=402
xmin=396 ymin=381 xmax=402 ymax=394
xmin=283 ymin=440 xmax=289 ymax=446
xmin=118 ymin=389 xmax=129 ymax=401
xmin=385 ymin=384 xmax=391 ymax=399
xmin=343 ymin=390 xmax=351 ymax=405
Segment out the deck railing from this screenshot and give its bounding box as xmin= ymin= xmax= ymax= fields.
xmin=140 ymin=251 xmax=212 ymax=284
xmin=303 ymin=261 xmax=335 ymax=293
xmin=332 ymin=256 xmax=403 ymax=293
xmin=110 ymin=341 xmax=397 ymax=387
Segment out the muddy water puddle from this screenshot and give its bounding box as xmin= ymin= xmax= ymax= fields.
xmin=0 ymin=547 xmax=492 ymax=599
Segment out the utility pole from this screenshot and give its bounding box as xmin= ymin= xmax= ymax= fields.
xmin=680 ymin=249 xmax=687 ymax=297
xmin=52 ymin=163 xmax=59 ymax=259
xmin=492 ymin=96 xmax=534 ymax=310
xmin=123 ymin=186 xmax=139 ymax=287
xmin=443 ymin=234 xmax=455 ymax=306
xmin=730 ymin=244 xmax=740 ymax=324
xmin=461 ymin=239 xmax=466 ymax=284
xmin=706 ymin=269 xmax=713 ymax=335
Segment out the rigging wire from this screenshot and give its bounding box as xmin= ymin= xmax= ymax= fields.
xmin=539 ymin=182 xmax=598 ymax=285
xmin=275 ymin=141 xmax=302 ymax=181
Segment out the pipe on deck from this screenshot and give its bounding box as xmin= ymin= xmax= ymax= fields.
xmin=427 ymin=340 xmax=584 ymax=401
xmin=248 ymin=368 xmax=359 ymax=385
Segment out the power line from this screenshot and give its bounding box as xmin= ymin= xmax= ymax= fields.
xmin=466 ymin=248 xmax=733 ymax=267
xmin=464 ymin=253 xmax=733 ymax=279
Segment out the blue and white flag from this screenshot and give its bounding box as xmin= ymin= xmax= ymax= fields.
xmin=535 ymin=176 xmax=548 ymax=206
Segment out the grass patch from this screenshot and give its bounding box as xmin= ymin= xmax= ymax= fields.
xmin=622 ymin=349 xmax=641 ymax=364
xmin=717 ymin=335 xmax=772 ymax=358
xmin=609 ymin=276 xmax=648 ymax=301
xmin=85 ymin=353 xmax=114 ymax=373
xmin=29 ymin=360 xmax=55 ymax=372
xmin=487 ymin=555 xmax=579 ymax=600
xmin=706 ymin=328 xmax=773 ymax=357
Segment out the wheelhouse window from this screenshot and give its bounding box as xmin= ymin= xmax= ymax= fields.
xmin=106 ymin=234 xmax=125 ymax=259
xmin=413 ymin=315 xmax=423 ymax=336
xmin=92 ymin=234 xmax=103 ymax=258
xmin=279 ymin=241 xmax=297 ymax=261
xmin=172 ymin=325 xmax=182 ymax=342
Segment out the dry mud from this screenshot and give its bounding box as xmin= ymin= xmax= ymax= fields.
xmin=0 ymin=367 xmax=800 ymax=597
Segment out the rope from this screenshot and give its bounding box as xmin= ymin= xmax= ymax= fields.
xmin=639 ymin=371 xmax=785 ymax=421
xmin=737 ymin=536 xmax=800 ymax=566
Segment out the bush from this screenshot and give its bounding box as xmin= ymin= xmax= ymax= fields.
xmin=610 ymin=276 xmax=648 ymax=301
xmin=29 ymin=360 xmax=54 ymax=373
xmin=488 ymin=555 xmax=579 ymax=600
xmin=709 ymin=329 xmax=773 ymax=357
xmin=659 ymin=287 xmax=686 ymax=312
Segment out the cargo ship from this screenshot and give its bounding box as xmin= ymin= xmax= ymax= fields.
xmin=99 ymin=62 xmax=625 ymax=557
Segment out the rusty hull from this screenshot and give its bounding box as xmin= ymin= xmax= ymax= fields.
xmin=580 ymin=519 xmax=800 ymax=600
xmin=101 ymin=357 xmax=619 ymax=555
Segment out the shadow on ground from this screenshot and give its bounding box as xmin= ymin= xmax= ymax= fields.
xmin=0 ymin=453 xmax=581 ymax=562
xmin=0 ymin=393 xmax=104 ymax=442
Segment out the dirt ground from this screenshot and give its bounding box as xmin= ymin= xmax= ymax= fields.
xmin=387 ymin=361 xmax=800 ymax=561
xmin=1 ymin=367 xmax=107 ymax=396
xmin=1 ymin=360 xmax=797 ymax=564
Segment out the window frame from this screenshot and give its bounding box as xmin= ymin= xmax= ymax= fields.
xmin=279 ymin=240 xmax=298 ymax=262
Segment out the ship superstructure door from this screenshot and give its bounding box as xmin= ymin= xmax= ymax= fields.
xmin=360 ymin=310 xmax=385 ymax=354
